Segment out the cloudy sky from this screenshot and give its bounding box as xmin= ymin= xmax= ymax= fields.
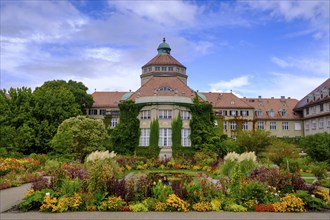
xmin=1 ymin=0 xmax=329 ymax=99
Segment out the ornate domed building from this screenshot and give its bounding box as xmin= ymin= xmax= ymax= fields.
xmin=87 ymin=38 xmax=323 ymax=158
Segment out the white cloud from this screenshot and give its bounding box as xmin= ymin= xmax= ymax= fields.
xmin=271 ymin=56 xmax=329 ymax=76
xmin=108 ymin=1 xmax=201 ymax=27
xmin=209 ymin=76 xmax=250 ymax=91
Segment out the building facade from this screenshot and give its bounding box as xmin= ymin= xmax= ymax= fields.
xmin=87 ymin=39 xmax=329 ymax=149
xmin=293 ymin=79 xmax=330 ymax=136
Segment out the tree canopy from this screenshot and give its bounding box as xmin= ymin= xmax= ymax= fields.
xmin=299 ymin=133 xmax=330 ymax=163
xmin=51 ymin=116 xmax=109 ymax=162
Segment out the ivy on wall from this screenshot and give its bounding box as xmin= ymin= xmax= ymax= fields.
xmin=110 ymin=100 xmax=141 ymax=155
xmin=189 ymin=97 xmax=221 ymax=151
xmin=171 ymin=115 xmax=183 ymax=147
xmin=150 ymin=119 xmax=159 ymax=147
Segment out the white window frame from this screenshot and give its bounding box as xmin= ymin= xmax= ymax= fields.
xmin=230 ymin=110 xmax=237 ymax=116
xmin=110 ymin=118 xmax=118 ymax=128
xmin=223 ymin=121 xmax=227 ymax=130
xmin=305 ymin=121 xmax=309 ymax=130
xmin=242 ymin=121 xmax=248 ymax=130
xmin=159 ymin=110 xmax=172 ymax=119
xmin=181 ymin=128 xmax=191 ymax=147
xmin=311 ymin=106 xmax=316 ymax=114
xmin=139 ymin=128 xmax=150 ymax=146
xmin=311 ymin=120 xmax=316 ymax=130
xmin=319 ymin=118 xmax=324 ymax=129
xmin=280 ymin=110 xmax=287 ymax=117
xmin=257 ymin=121 xmax=264 ymax=129
xmin=159 ymin=128 xmax=172 ymax=147
xmin=180 ymin=111 xmax=190 ymax=120
xmin=89 ymin=109 xmax=98 ymax=115
xmin=282 ymin=122 xmax=289 ymax=130
xmin=327 ymin=117 xmax=330 ymax=127
xmin=256 ymin=110 xmax=263 ymax=117
xmin=168 ymin=66 xmax=173 ymax=71
xmin=161 ymin=66 xmax=167 ymax=71
xmin=270 ymin=122 xmax=276 ymax=130
xmin=241 ymin=110 xmax=248 ymax=116
xmin=269 ymin=111 xmax=275 ymax=117
xmin=141 ymin=110 xmax=151 ymax=119
xmin=230 ymin=121 xmax=237 ymax=130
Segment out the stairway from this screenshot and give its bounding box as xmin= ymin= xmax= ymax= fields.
xmin=159 ymin=147 xmax=172 ymax=161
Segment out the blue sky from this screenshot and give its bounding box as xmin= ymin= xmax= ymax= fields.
xmin=1 ymin=0 xmax=329 ymax=99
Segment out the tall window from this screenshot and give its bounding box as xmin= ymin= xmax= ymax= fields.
xmin=159 ymin=128 xmax=172 ymax=147
xmin=159 ymin=110 xmax=172 ymax=119
xmin=311 ymin=120 xmax=316 ymax=130
xmin=100 ymin=109 xmax=106 ymax=115
xmin=268 ymin=111 xmax=275 ymax=117
xmin=320 ymin=104 xmax=324 ymax=112
xmin=305 ymin=121 xmax=309 ymax=130
xmin=242 ymin=121 xmax=248 ymax=130
xmin=257 ymin=121 xmax=264 ymax=129
xmin=181 ymin=129 xmax=191 ymax=147
xmin=141 ymin=110 xmax=151 ymax=119
xmin=327 ymin=117 xmax=330 ymax=127
xmin=270 ymin=122 xmax=276 ymax=130
xmin=110 ymin=118 xmax=118 ymax=128
xmin=218 ymin=110 xmax=227 ymax=116
xmin=139 ymin=128 xmax=150 ymax=146
xmin=306 ymin=108 xmax=309 ymax=115
xmin=230 ymin=122 xmax=237 ymax=130
xmin=168 ymin=67 xmax=173 ymax=71
xmin=319 ymin=119 xmax=324 ymax=129
xmin=180 ymin=111 xmax=190 ymax=120
xmin=311 ymin=106 xmax=316 ymax=114
xmin=282 ymin=122 xmax=289 ymax=130
xmin=223 ymin=121 xmax=227 ymax=130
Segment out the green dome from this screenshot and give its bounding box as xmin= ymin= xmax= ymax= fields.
xmin=157 ymin=38 xmax=171 ymax=54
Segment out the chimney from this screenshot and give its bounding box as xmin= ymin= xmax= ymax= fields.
xmin=281 ymin=96 xmax=285 ymax=102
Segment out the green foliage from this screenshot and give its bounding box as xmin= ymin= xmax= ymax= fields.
xmin=171 ymin=116 xmax=182 ymax=147
xmin=263 ymin=139 xmax=300 ymax=166
xmin=294 ymin=190 xmax=328 ymax=211
xmin=150 ymin=119 xmax=159 ymax=147
xmin=299 ymin=133 xmax=330 ymax=163
xmin=110 ymin=100 xmax=141 ymax=155
xmin=310 ymin=161 xmax=329 ymax=180
xmin=190 ymin=98 xmax=221 ymax=151
xmin=151 ymin=180 xmax=174 ymax=202
xmin=172 ymin=145 xmax=196 ymax=159
xmin=60 ymin=178 xmax=83 ymax=196
xmin=135 ymin=146 xmax=160 ymax=159
xmin=19 ymin=189 xmax=56 ymax=211
xmin=223 ymin=203 xmax=247 ymax=212
xmin=130 ymin=202 xmax=149 ymax=212
xmin=236 ymin=130 xmax=273 ymax=155
xmin=86 ymin=160 xmax=114 ymax=193
xmin=51 ymin=116 xmax=109 ymax=162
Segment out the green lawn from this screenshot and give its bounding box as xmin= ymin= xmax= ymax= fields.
xmin=301 ymin=172 xmax=315 ymax=177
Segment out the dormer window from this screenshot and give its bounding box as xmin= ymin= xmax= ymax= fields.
xmin=268 ymin=110 xmax=275 ymax=117
xmin=280 ymin=110 xmax=287 ymax=117
xmin=159 ymin=87 xmax=172 ymax=91
xmin=256 ymin=110 xmax=263 ymax=117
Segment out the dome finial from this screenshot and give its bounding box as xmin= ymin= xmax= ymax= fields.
xmin=163 ymin=37 xmax=166 ymax=43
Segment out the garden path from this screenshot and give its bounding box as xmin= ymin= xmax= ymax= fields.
xmin=0 ymin=183 xmax=31 ymax=213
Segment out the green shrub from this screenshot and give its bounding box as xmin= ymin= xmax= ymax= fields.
xmin=19 ymin=189 xmax=56 ymax=211
xmin=135 ymin=146 xmax=160 ymax=159
xmin=86 ymin=160 xmax=114 ymax=193
xmin=224 ymin=203 xmax=247 ymax=212
xmin=294 ymin=190 xmax=328 ymax=211
xmin=310 ymin=161 xmax=328 ymax=180
xmin=151 ymin=180 xmax=174 ymax=202
xmin=130 ymin=202 xmax=149 ymax=212
xmin=44 ymin=159 xmax=61 ymax=175
xmin=60 ymin=178 xmax=83 ymax=196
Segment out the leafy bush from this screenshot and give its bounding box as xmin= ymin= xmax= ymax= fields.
xmin=60 ymin=178 xmax=83 ymax=196
xmin=192 ymin=201 xmax=212 ymax=212
xmin=19 ymin=189 xmax=56 ymax=211
xmin=86 ymin=160 xmax=114 ymax=193
xmin=255 ymin=204 xmax=275 ymax=212
xmin=152 ymin=180 xmax=174 ymax=202
xmin=273 ymin=194 xmax=305 ymax=212
xmin=294 ymin=190 xmax=328 ymax=211
xmin=223 ymin=203 xmax=247 ymax=212
xmin=98 ymin=196 xmax=127 ymax=211
xmin=310 ymin=161 xmax=328 ymax=180
xmin=130 ymin=202 xmax=148 ymax=212
xmin=299 ymin=133 xmax=330 ymax=163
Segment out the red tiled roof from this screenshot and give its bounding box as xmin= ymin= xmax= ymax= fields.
xmin=242 ymin=97 xmax=301 ymax=120
xmin=202 ymin=92 xmax=253 ymax=109
xmin=92 ymin=91 xmax=128 ymax=108
xmin=129 ymin=76 xmax=195 ymax=100
xmin=142 ymin=54 xmax=186 ymax=68
xmin=294 ymin=78 xmax=330 ymax=110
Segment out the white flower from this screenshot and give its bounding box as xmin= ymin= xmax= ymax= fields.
xmin=46 ymin=192 xmax=50 ymax=196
